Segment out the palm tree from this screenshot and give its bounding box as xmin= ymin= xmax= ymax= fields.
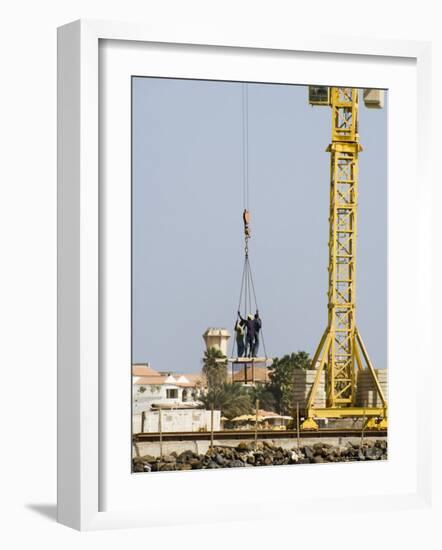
xmin=198 ymin=383 xmax=253 ymax=420
xmin=248 ymin=384 xmax=276 ymax=412
xmin=202 ymin=347 xmax=228 ymax=389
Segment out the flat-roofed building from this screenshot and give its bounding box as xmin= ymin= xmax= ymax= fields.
xmin=132 ymin=364 xmax=205 ymax=412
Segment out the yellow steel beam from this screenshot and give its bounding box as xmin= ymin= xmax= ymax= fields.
xmin=305 ymin=330 xmax=331 ymax=411
xmin=355 ymin=329 xmax=387 ymax=408
xmin=309 ymin=407 xmax=386 ymax=418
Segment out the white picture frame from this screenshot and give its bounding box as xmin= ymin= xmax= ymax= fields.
xmin=57 ymin=19 xmax=434 ymax=531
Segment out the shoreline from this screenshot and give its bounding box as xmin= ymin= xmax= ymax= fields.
xmin=133 ymin=439 xmax=388 ymax=473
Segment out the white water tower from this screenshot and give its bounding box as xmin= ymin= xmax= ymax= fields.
xmin=202 ymin=328 xmax=231 ymax=356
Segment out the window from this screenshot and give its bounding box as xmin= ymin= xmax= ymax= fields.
xmin=166 ymin=388 xmax=178 ymax=399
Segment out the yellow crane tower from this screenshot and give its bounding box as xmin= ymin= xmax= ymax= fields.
xmin=301 ymin=87 xmax=388 ymax=430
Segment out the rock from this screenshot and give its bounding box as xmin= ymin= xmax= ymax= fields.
xmin=132 ymin=437 xmax=388 ymax=473
xmin=303 ymin=446 xmax=314 ymax=460
xmin=161 ymin=455 xmax=176 ymax=463
xmin=176 ymin=463 xmax=192 ymax=471
xmin=254 ymin=453 xmax=264 ymax=466
xmin=214 ymin=447 xmax=233 ymax=460
xmin=187 ymin=457 xmax=202 ymax=468
xmin=214 ymin=453 xmax=226 ymax=465
xmin=238 ymin=453 xmax=250 ymax=463
xmin=178 ymin=450 xmax=197 ymax=462
xmin=324 ymin=447 xmax=337 ymax=458
xmin=290 ymin=451 xmax=300 ymax=463
xmin=138 ymin=454 xmax=156 ymax=463
xmin=365 ymin=446 xmax=383 ymax=460
xmin=236 ymin=442 xmax=252 ymax=452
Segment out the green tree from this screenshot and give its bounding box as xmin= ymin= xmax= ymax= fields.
xmin=202 ymin=347 xmax=228 ymax=389
xmin=198 ymin=383 xmax=253 ymax=420
xmin=268 ymin=351 xmax=311 ymax=414
xmin=248 ymin=384 xmax=276 ymax=412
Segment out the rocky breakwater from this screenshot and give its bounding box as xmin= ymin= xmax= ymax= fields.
xmin=133 ymin=439 xmax=387 ymax=473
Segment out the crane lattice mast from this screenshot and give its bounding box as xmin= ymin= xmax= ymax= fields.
xmin=301 ymin=87 xmax=387 ymax=430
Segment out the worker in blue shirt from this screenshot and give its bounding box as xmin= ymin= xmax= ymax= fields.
xmin=252 ymin=311 xmax=262 ymax=357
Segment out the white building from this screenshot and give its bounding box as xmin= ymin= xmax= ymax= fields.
xmin=133 ymin=408 xmax=221 ymax=433
xmin=132 ymin=363 xmax=204 ymax=413
xmin=132 ymin=364 xmax=220 ymax=433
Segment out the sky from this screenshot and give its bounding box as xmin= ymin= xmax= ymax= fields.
xmin=132 ymin=78 xmax=387 ymax=373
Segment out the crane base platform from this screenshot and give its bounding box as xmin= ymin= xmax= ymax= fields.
xmin=300 ymin=407 xmax=388 ymax=431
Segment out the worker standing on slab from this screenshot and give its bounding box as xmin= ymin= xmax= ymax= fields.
xmin=252 ymin=310 xmax=262 ymax=357
xmin=234 ymin=318 xmax=246 ymax=357
xmin=237 ymin=311 xmax=256 ymax=357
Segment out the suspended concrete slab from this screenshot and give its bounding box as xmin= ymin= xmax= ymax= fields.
xmin=228 ymin=357 xmax=269 ymax=364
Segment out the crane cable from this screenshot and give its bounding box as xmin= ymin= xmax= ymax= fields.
xmin=242 ymin=83 xmax=249 ymax=212
xmin=230 ymin=83 xmax=268 ymax=360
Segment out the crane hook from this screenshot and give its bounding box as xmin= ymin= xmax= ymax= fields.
xmin=243 ymin=209 xmax=251 ymax=238
xmin=243 ymin=209 xmax=251 ymax=257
